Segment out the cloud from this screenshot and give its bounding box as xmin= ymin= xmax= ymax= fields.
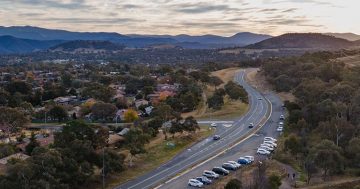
xmin=173 ymin=3 xmax=237 ymax=14
xmin=38 ymin=17 xmax=145 ymax=24
xmin=7 ymin=0 xmax=92 ymax=10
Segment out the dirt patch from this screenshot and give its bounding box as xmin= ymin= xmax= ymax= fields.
xmin=335 ymin=54 xmax=360 ymax=67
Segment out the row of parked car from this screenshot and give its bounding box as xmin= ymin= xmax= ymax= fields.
xmin=256 ymin=137 xmax=278 ymax=156
xmin=188 ymin=156 xmax=254 ymax=187
xmin=277 ymin=115 xmax=285 ymax=132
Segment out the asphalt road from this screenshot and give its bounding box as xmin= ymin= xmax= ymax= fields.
xmin=116 ymin=70 xmax=283 ymax=189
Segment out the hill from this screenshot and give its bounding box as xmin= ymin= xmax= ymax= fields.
xmin=0 ymin=26 xmax=129 ymax=41
xmin=140 ymin=32 xmax=272 ymax=47
xmin=0 ymin=35 xmax=63 ymax=54
xmin=246 ymin=33 xmax=355 ymax=49
xmin=50 ymin=40 xmax=125 ymax=52
xmin=324 ymin=33 xmax=360 ymax=41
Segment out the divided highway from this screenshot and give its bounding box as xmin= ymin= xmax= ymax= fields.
xmin=116 ymin=70 xmax=283 ymax=189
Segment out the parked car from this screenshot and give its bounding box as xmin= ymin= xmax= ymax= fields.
xmin=259 ymin=145 xmax=273 ymax=152
xmin=212 ymin=167 xmax=229 ymax=175
xmin=261 ymin=143 xmax=275 ymax=150
xmin=228 ymin=161 xmax=241 ymax=168
xmin=280 ymin=115 xmax=285 ymax=120
xmin=258 ymin=97 xmax=262 ymax=100
xmin=279 ymin=121 xmax=284 ymax=126
xmin=264 ymin=137 xmax=277 ymax=142
xmin=243 ymin=156 xmax=254 ymax=163
xmin=257 ymin=148 xmax=271 ymax=155
xmin=264 ymin=140 xmax=277 ymax=147
xmin=196 ymin=176 xmax=212 ymax=185
xmin=203 ymin=170 xmax=219 ymax=179
xmin=213 ymin=135 xmax=221 ymax=140
xmin=276 ymin=127 xmax=283 ymax=132
xmin=210 ymin=123 xmax=217 ymax=127
xmin=188 ymin=179 xmax=204 ymax=187
xmin=248 ymin=123 xmax=254 ymax=128
xmin=238 ymin=157 xmax=251 ymax=165
xmin=222 ymin=163 xmax=237 ymax=171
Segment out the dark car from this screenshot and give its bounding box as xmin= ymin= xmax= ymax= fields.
xmin=213 ymin=135 xmax=220 ymax=140
xmin=212 ymin=167 xmax=229 ymax=176
xmin=222 ymin=163 xmax=237 ymax=171
xmin=196 ymin=176 xmax=212 ymax=185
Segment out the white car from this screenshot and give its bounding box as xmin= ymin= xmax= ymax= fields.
xmin=264 ymin=140 xmax=277 ymax=147
xmin=261 ymin=143 xmax=275 ymax=149
xmin=260 ymin=145 xmax=274 ymax=151
xmin=279 ymin=122 xmax=284 ymax=126
xmin=257 ymin=148 xmax=271 ymax=155
xmin=228 ymin=161 xmax=241 ymax=168
xmin=258 ymin=97 xmax=262 ymax=100
xmin=280 ymin=115 xmax=285 ymax=120
xmin=243 ymin=156 xmax=254 ymax=163
xmin=277 ymin=127 xmax=283 ymax=132
xmin=188 ymin=179 xmax=204 ymax=187
xmin=264 ymin=137 xmax=277 ymax=142
xmin=210 ymin=123 xmax=217 ymax=127
xmin=203 ymin=170 xmax=219 ymax=179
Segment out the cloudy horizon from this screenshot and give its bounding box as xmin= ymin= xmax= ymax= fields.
xmin=1 ymin=0 xmax=359 ymax=36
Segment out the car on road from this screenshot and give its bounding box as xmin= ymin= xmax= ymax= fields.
xmin=258 ymin=97 xmax=262 ymax=100
xmin=210 ymin=123 xmax=217 ymax=127
xmin=228 ymin=161 xmax=241 ymax=168
xmin=213 ymin=135 xmax=221 ymax=140
xmin=257 ymin=148 xmax=271 ymax=155
xmin=264 ymin=137 xmax=277 ymax=142
xmin=243 ymin=156 xmax=255 ymax=163
xmin=248 ymin=123 xmax=254 ymax=128
xmin=280 ymin=115 xmax=285 ymax=120
xmin=188 ymin=179 xmax=204 ymax=187
xmin=212 ymin=167 xmax=229 ymax=175
xmin=195 ymin=176 xmax=212 ymax=185
xmin=203 ymin=170 xmax=219 ymax=179
xmin=222 ymin=163 xmax=237 ymax=171
xmin=264 ymin=140 xmax=277 ymax=147
xmin=277 ymin=127 xmax=283 ymax=132
xmin=279 ymin=121 xmax=284 ymax=126
xmin=238 ymin=157 xmax=251 ymax=165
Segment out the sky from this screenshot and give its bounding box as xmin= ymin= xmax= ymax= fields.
xmin=1 ymin=0 xmax=359 ymax=36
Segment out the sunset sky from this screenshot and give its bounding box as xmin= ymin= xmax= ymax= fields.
xmin=1 ymin=0 xmax=359 ymax=36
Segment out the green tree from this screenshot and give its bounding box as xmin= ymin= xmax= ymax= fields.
xmin=225 ymin=178 xmax=242 ymax=189
xmin=48 ymin=105 xmax=68 ymax=122
xmin=0 ymin=107 xmax=29 ymax=142
xmin=91 ymin=102 xmax=117 ymax=121
xmin=124 ymin=128 xmax=150 ymax=166
xmin=25 ymin=132 xmax=40 ymax=155
xmin=268 ymin=174 xmax=282 ymax=189
xmin=207 ymin=93 xmax=224 ymax=110
xmin=310 ymin=140 xmax=343 ymax=180
xmin=102 ymin=149 xmax=125 ymax=176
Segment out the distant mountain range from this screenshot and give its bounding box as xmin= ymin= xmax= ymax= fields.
xmin=0 ymin=35 xmax=64 ymax=54
xmin=246 ymin=33 xmax=358 ymax=49
xmin=0 ymin=26 xmax=272 ymax=51
xmin=0 ymin=26 xmax=359 ymax=54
